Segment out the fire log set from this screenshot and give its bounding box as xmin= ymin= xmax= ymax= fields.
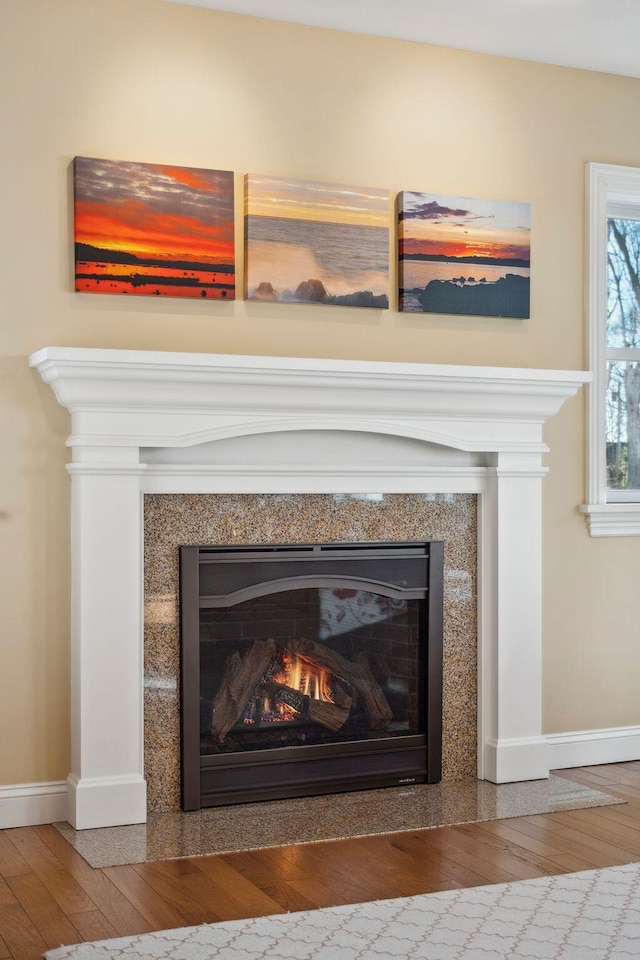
xmin=210 ymin=637 xmax=394 ymax=742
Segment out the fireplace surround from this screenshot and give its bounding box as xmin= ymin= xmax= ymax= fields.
xmin=29 ymin=347 xmax=589 ymax=829
xmin=144 ymin=491 xmax=476 ymax=814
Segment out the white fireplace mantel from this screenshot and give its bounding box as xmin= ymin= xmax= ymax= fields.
xmin=30 ymin=347 xmax=590 ymax=829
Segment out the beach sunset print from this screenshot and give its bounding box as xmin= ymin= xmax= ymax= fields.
xmin=245 ymin=174 xmax=389 ymax=308
xmin=398 ymin=191 xmax=530 ymax=318
xmin=74 ymin=157 xmax=235 ymax=299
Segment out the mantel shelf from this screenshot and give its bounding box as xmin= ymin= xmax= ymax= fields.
xmin=29 ymin=347 xmax=590 ymax=456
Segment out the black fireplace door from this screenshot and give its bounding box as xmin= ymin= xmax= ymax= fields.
xmin=180 ymin=542 xmax=443 ymax=809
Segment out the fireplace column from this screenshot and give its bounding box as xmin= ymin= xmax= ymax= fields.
xmin=66 ymin=447 xmax=147 ymax=829
xmin=481 ymin=452 xmax=548 ymax=783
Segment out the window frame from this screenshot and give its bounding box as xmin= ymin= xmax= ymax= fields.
xmin=583 ymin=162 xmax=640 ymax=536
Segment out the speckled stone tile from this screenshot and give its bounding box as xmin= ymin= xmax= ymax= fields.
xmin=144 ymin=493 xmax=478 ymax=811
xmin=54 ymin=775 xmax=621 ymax=869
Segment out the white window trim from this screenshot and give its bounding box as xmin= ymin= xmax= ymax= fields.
xmin=582 ymin=162 xmax=640 ymax=536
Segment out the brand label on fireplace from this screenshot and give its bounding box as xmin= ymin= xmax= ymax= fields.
xmin=398 ymin=777 xmax=417 ymax=784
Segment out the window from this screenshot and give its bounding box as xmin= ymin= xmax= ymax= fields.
xmin=583 ymin=163 xmax=640 ymax=535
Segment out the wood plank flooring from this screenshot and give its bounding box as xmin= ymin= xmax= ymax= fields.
xmin=1 ymin=763 xmax=639 ymax=960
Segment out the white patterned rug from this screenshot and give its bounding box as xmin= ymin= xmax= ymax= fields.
xmin=45 ymin=862 xmax=639 ymax=960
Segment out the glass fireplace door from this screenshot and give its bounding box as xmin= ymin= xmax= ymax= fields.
xmin=180 ymin=542 xmax=443 ymax=809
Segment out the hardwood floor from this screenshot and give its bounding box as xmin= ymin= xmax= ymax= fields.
xmin=1 ymin=763 xmax=639 ymax=960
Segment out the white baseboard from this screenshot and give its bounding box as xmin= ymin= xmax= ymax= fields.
xmin=547 ymin=725 xmax=640 ymax=770
xmin=0 ymin=780 xmax=68 ymax=829
xmin=1 ymin=729 xmax=637 ymax=831
xmin=483 ymin=736 xmax=550 ymax=783
xmin=67 ymin=773 xmax=147 ymax=829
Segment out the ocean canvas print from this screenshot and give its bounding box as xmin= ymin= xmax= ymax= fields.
xmin=74 ymin=157 xmax=235 ymax=299
xmin=245 ymin=174 xmax=389 ymax=308
xmin=398 ymin=191 xmax=530 ymax=318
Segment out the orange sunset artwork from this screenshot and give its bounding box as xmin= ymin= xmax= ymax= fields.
xmin=398 ymin=191 xmax=530 ymax=318
xmin=74 ymin=157 xmax=235 ymax=299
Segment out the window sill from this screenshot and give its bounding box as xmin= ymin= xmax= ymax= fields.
xmin=580 ymin=503 xmax=640 ymax=537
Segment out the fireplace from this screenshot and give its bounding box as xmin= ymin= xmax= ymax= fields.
xmin=29 ymin=347 xmax=589 ymax=829
xmin=180 ymin=541 xmax=444 ymax=808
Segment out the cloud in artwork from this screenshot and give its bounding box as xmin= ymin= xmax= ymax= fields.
xmin=75 ymin=158 xmax=234 ymax=223
xmin=73 ymin=157 xmax=235 ymax=261
xmin=399 ymin=200 xmax=472 ymax=222
xmin=398 ymin=190 xmax=530 ymax=263
xmin=246 ymin=174 xmax=389 ymax=228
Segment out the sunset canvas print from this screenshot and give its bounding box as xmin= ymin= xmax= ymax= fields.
xmin=74 ymin=157 xmax=235 ymax=299
xmin=398 ymin=192 xmax=530 ymax=318
xmin=245 ymin=174 xmax=389 ymax=308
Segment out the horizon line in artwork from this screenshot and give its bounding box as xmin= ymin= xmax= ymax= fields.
xmin=245 ymin=173 xmax=390 ymax=309
xmin=73 ymin=157 xmax=235 ymax=300
xmin=398 ymin=191 xmax=531 ymax=318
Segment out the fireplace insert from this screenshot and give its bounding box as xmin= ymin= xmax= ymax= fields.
xmin=179 ymin=540 xmax=443 ymax=809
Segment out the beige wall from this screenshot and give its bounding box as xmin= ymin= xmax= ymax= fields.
xmin=1 ymin=0 xmax=639 ymax=786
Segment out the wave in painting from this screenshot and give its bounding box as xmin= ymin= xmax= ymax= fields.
xmin=246 ymin=216 xmax=388 ymax=307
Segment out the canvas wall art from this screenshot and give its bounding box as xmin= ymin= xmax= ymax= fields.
xmin=73 ymin=157 xmax=235 ymax=299
xmin=398 ymin=191 xmax=531 ymax=318
xmin=245 ymin=174 xmax=389 ymax=308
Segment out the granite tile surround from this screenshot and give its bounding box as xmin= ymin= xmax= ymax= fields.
xmin=144 ymin=493 xmax=477 ymax=813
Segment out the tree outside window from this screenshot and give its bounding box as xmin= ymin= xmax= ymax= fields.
xmin=606 ymin=218 xmax=640 ymax=491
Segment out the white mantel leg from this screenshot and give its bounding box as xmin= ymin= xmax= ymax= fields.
xmin=481 ymin=453 xmax=550 ymax=783
xmin=67 ymin=449 xmax=147 ymax=828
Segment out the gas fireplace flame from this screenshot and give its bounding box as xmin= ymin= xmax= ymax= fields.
xmin=212 ymin=636 xmax=387 ymax=741
xmin=253 ymin=651 xmax=337 ymax=723
xmin=279 ymin=652 xmax=334 ymax=702
xmin=233 ymin=643 xmax=355 ymax=733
